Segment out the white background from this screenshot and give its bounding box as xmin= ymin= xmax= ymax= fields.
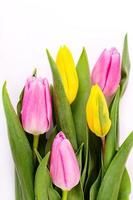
xmin=0 ymin=0 xmax=133 ymax=199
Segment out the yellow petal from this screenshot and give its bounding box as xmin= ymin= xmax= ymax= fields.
xmin=56 ymin=45 xmax=79 ymax=104
xmin=86 ymin=85 xmax=111 ymax=137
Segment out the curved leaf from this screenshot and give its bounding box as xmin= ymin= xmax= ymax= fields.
xmin=104 ymin=88 xmax=120 ymax=172
xmin=15 ymin=171 xmax=24 ymax=200
xmin=2 ymin=83 xmax=34 ymax=200
xmin=45 ymin=127 xmax=57 ymax=154
xmin=118 ymin=168 xmax=131 ymax=200
xmin=68 ymin=182 xmax=84 ymax=200
xmin=90 ymin=170 xmax=101 ymax=200
xmin=97 ymin=132 xmax=133 ymax=200
xmin=46 ymin=49 xmax=77 ymax=150
xmin=76 ymin=143 xmax=84 ymax=173
xmin=120 ymin=34 xmax=131 ymax=96
xmin=35 ymin=152 xmax=61 ymax=200
xmin=72 ymin=48 xmax=91 ymax=185
xmin=84 ymin=132 xmax=101 ymax=198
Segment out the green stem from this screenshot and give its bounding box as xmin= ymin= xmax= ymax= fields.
xmin=101 ymin=136 xmax=105 ymax=162
xmin=62 ymin=190 xmax=68 ymax=200
xmin=101 ymin=136 xmax=105 ymax=177
xmin=33 ymin=134 xmax=40 ymax=162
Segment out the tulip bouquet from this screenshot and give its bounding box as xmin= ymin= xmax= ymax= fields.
xmin=2 ymin=34 xmax=133 ymax=200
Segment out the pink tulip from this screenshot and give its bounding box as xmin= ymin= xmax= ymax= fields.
xmin=21 ymin=77 xmax=52 ymax=135
xmin=50 ymin=132 xmax=80 ymax=191
xmin=91 ymin=48 xmax=121 ymax=96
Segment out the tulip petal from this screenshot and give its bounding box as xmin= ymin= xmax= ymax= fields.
xmin=50 ymin=132 xmax=80 ymax=191
xmin=44 ymin=78 xmax=52 ymax=130
xmin=56 ymin=46 xmax=79 ymax=104
xmin=21 ymin=77 xmax=52 ymax=134
xmin=103 ymin=51 xmax=121 ymax=96
xmin=91 ymin=49 xmax=111 ymax=90
xmin=86 ymin=85 xmax=111 ymax=137
xmin=92 ymin=48 xmax=121 ymax=97
xmin=58 ymin=139 xmax=80 ymax=191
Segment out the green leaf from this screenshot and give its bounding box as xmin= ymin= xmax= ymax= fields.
xmin=120 ymin=34 xmax=131 ymax=96
xmin=45 ymin=127 xmax=57 ymax=154
xmin=17 ymin=88 xmax=24 ymax=119
xmin=48 ymin=187 xmax=61 ymax=200
xmin=46 ymin=49 xmax=77 ymax=150
xmin=104 ymin=88 xmax=120 ymax=172
xmin=84 ymin=132 xmax=101 ymax=198
xmin=76 ymin=143 xmax=84 ymax=173
xmin=34 ymin=149 xmax=43 ymax=163
xmin=72 ymin=48 xmax=91 ymax=185
xmin=103 ymin=87 xmax=131 ymax=200
xmin=90 ymin=170 xmax=101 ymax=200
xmin=35 ymin=152 xmax=61 ymax=200
xmin=32 ymin=68 xmax=37 ymax=76
xmin=68 ymin=182 xmax=84 ymax=200
xmin=118 ymin=168 xmax=131 ymax=200
xmin=2 ymin=83 xmax=34 ymax=200
xmin=97 ymin=132 xmax=133 ymax=200
xmin=15 ymin=171 xmax=24 ymax=200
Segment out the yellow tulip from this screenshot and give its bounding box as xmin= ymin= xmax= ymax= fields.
xmin=56 ymin=45 xmax=78 ymax=104
xmin=86 ymin=85 xmax=111 ymax=137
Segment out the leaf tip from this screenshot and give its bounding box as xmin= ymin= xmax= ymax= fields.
xmin=46 ymin=48 xmax=50 ymax=58
xmin=125 ymin=33 xmax=128 ymax=40
xmin=32 ymin=68 xmax=37 ymax=77
xmin=124 ymin=33 xmax=129 ymax=47
xmin=2 ymin=81 xmax=7 ymax=95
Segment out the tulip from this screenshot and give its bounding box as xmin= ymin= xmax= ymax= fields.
xmin=50 ymin=131 xmax=80 ymax=195
xmin=86 ymin=85 xmax=111 ymax=137
xmin=91 ymin=48 xmax=121 ymax=97
xmin=56 ymin=45 xmax=79 ymax=104
xmin=21 ymin=77 xmax=52 ymax=135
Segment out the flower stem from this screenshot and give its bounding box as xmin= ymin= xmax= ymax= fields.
xmin=33 ymin=134 xmax=40 ymax=163
xmin=101 ymin=136 xmax=106 ymax=177
xmin=62 ymin=190 xmax=68 ymax=200
xmin=101 ymin=136 xmax=105 ymax=162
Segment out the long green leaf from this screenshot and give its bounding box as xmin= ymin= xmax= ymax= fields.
xmin=35 ymin=152 xmax=61 ymax=200
xmin=90 ymin=170 xmax=101 ymax=200
xmin=15 ymin=171 xmax=24 ymax=200
xmin=68 ymin=182 xmax=84 ymax=200
xmin=46 ymin=49 xmax=77 ymax=150
xmin=118 ymin=168 xmax=131 ymax=200
xmin=120 ymin=34 xmax=131 ymax=96
xmin=84 ymin=132 xmax=101 ymax=199
xmin=97 ymin=132 xmax=133 ymax=200
xmin=104 ymin=88 xmax=120 ymax=172
xmin=76 ymin=143 xmax=84 ymax=173
xmin=72 ymin=48 xmax=91 ymax=185
xmin=45 ymin=127 xmax=57 ymax=154
xmin=2 ymin=83 xmax=34 ymax=200
xmin=104 ymin=87 xmax=131 ymax=199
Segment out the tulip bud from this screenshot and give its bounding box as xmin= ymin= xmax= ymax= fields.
xmin=86 ymin=85 xmax=111 ymax=137
xmin=56 ymin=46 xmax=79 ymax=104
xmin=21 ymin=77 xmax=52 ymax=135
xmin=50 ymin=132 xmax=80 ymax=191
xmin=91 ymin=48 xmax=121 ymax=97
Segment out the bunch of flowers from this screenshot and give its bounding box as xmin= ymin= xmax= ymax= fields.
xmin=2 ymin=35 xmax=133 ymax=200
